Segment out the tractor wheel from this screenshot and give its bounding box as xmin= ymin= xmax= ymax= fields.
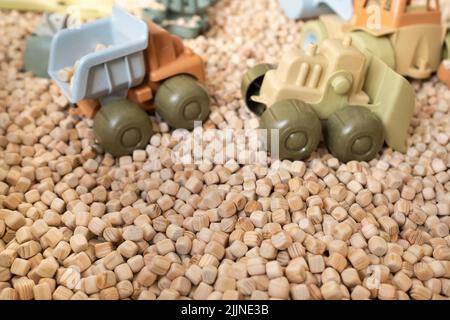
xmin=93 ymin=100 xmax=153 ymax=157
xmin=241 ymin=63 xmax=275 ymax=116
xmin=298 ymin=20 xmax=328 ymax=50
xmin=155 ymin=75 xmax=210 ymax=130
xmin=326 ymin=106 xmax=384 ymax=162
xmin=260 ymin=99 xmax=322 ymax=160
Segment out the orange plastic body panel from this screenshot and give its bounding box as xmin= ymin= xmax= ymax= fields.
xmin=353 ymin=0 xmax=441 ymax=33
xmin=127 ymin=21 xmax=205 ymax=110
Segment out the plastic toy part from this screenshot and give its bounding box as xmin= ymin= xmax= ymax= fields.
xmin=438 ymin=60 xmax=450 ymax=88
xmin=93 ymin=100 xmax=153 ymax=157
xmin=49 ymin=6 xmax=210 ymax=156
xmin=349 ymin=0 xmax=447 ymax=79
xmin=155 ymin=75 xmax=210 ymax=130
xmin=24 ymin=35 xmax=53 ymax=78
xmin=241 ymin=63 xmax=276 ymax=116
xmin=23 ymin=13 xmax=75 ymax=79
xmin=279 ymin=0 xmax=353 ymax=21
xmin=443 ymin=32 xmax=450 ymax=60
xmin=326 ymin=106 xmax=384 ymax=162
xmin=298 ymin=19 xmax=329 ymax=50
xmin=242 ymin=37 xmax=416 ymax=163
xmin=163 ymin=0 xmax=215 ymax=14
xmin=351 ymin=0 xmax=442 ymax=34
xmin=298 ymin=14 xmax=348 ymax=49
xmin=33 ymin=13 xmax=77 ymax=37
xmin=48 ymin=6 xmax=148 ymax=103
xmin=301 ymin=0 xmax=449 ymax=81
xmin=349 ymin=31 xmax=396 ymax=71
xmin=142 ymin=0 xmax=217 ymax=39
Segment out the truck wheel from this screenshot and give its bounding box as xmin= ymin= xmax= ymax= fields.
xmin=299 ymin=20 xmax=328 ymax=49
xmin=241 ymin=64 xmax=275 ymax=116
xmin=326 ymin=106 xmax=384 ymax=162
xmin=260 ymin=99 xmax=322 ymax=160
xmin=93 ymin=100 xmax=153 ymax=157
xmin=155 ymin=75 xmax=210 ymax=130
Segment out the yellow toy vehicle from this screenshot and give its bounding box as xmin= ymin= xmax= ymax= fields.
xmin=242 ymin=37 xmax=415 ymax=162
xmin=299 ymin=0 xmax=450 ymax=80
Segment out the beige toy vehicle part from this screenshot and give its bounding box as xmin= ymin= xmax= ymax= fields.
xmin=253 ymin=38 xmax=370 ymax=115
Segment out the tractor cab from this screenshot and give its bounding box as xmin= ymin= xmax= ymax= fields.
xmin=252 ymin=37 xmax=370 ymax=119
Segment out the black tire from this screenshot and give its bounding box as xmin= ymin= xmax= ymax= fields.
xmin=93 ymin=100 xmax=153 ymax=157
xmin=260 ymin=99 xmax=322 ymax=160
xmin=241 ymin=63 xmax=275 ymax=116
xmin=155 ymin=75 xmax=210 ymax=130
xmin=326 ymin=106 xmax=384 ymax=162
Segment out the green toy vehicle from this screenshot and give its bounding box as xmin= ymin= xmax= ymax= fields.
xmin=142 ymin=0 xmax=218 ymax=38
xmin=242 ymin=37 xmax=415 ymax=163
xmin=299 ymin=0 xmax=450 ymax=81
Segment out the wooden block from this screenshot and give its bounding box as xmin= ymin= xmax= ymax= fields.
xmin=14 ymin=278 xmax=35 ymax=300
xmin=10 ymin=258 xmax=31 ymax=276
xmin=33 ymin=283 xmax=52 ymax=300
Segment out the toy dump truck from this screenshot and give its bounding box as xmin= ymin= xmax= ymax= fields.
xmin=49 ymin=6 xmax=210 ymax=156
xmin=279 ymin=0 xmax=353 ymax=21
xmin=241 ymin=37 xmax=415 ymax=162
xmin=299 ymin=0 xmax=450 ymax=80
xmin=142 ymin=0 xmax=218 ymax=38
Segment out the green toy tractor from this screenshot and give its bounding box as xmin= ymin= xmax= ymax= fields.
xmin=242 ymin=37 xmax=416 ymax=163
